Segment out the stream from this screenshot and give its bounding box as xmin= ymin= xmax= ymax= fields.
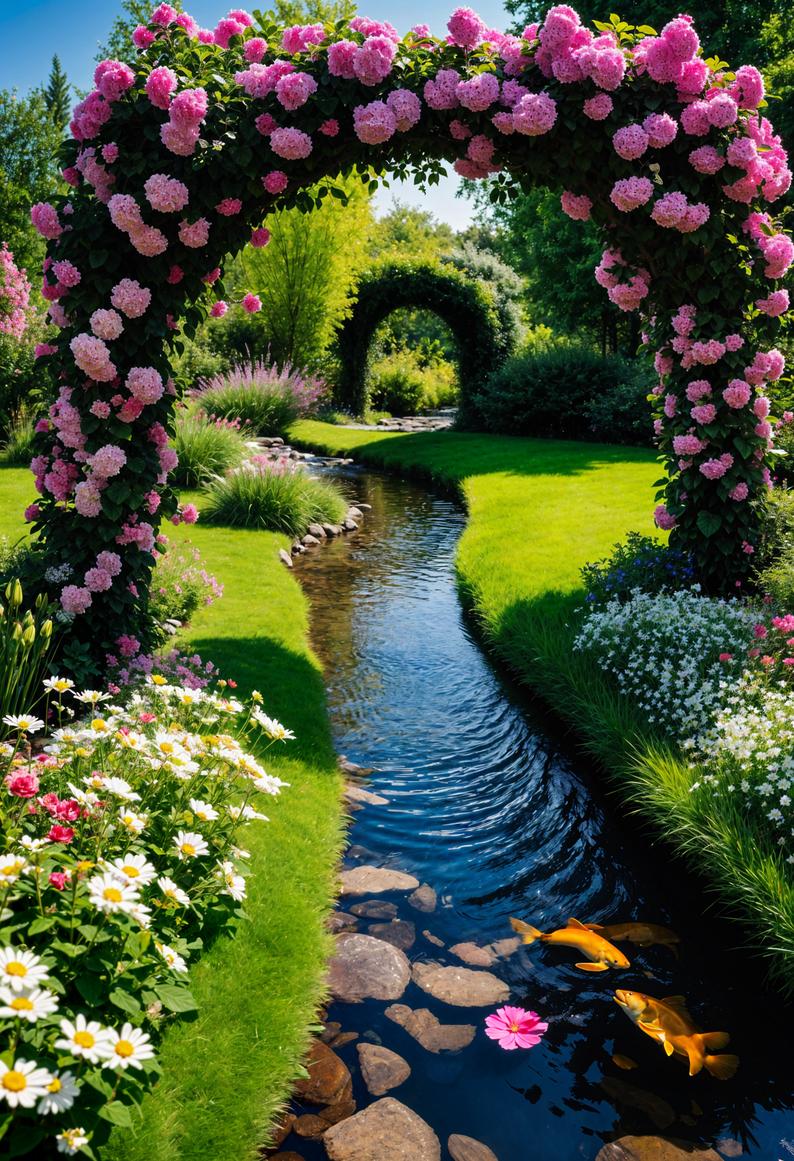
xmin=289 ymin=462 xmax=793 ymax=1161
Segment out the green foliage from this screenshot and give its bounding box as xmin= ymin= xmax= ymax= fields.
xmin=473 ymin=346 xmax=654 ymax=445
xmin=195 ymin=359 xmax=325 ymax=436
xmin=97 ymin=0 xmax=180 ymax=61
xmin=756 ymin=488 xmax=794 ymax=605
xmin=760 ymin=14 xmax=794 ymax=147
xmin=201 ymin=463 xmax=347 ymax=535
xmin=230 ymin=177 xmax=373 ymax=368
xmin=149 ymin=540 xmax=223 ymax=640
xmin=336 ymin=261 xmax=517 ymax=418
xmin=369 ymin=202 xmax=456 ymax=263
xmin=369 ymin=349 xmax=457 ymax=414
xmin=44 ymin=55 xmax=71 ymax=133
xmin=0 ymin=408 xmax=37 ymax=466
xmin=0 ymin=309 xmax=55 ymax=434
xmin=0 ymin=89 xmax=62 ymax=274
xmin=444 ymin=241 xmax=526 ymax=353
xmin=171 ymin=411 xmax=247 ymax=488
xmin=0 ymin=579 xmax=55 ymax=734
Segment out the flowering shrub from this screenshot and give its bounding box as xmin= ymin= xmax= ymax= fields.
xmin=0 ymin=676 xmax=289 ymax=1157
xmin=148 ymin=541 xmax=224 ymax=642
xmin=192 ymin=358 xmax=325 ymax=435
xmin=0 ymin=245 xmax=31 ymax=341
xmin=581 ymin=532 xmax=697 ymax=602
xmin=27 ymin=3 xmax=792 ymax=668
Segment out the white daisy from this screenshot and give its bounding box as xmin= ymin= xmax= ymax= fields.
xmin=37 ymin=1071 xmax=80 ymax=1115
xmin=98 ymin=1022 xmax=155 ymax=1071
xmin=56 ymin=1127 xmax=90 ymax=1155
xmin=72 ymin=690 xmax=111 ymax=705
xmin=0 ymin=986 xmax=59 ymax=1022
xmin=19 ymin=836 xmax=48 ymax=853
xmin=129 ymin=903 xmax=152 ymax=930
xmin=100 ymin=776 xmax=140 ymax=801
xmin=157 ymin=876 xmax=190 ymax=906
xmin=189 ymin=798 xmax=219 ymax=822
xmin=1 ymin=714 xmax=45 ymax=734
xmin=118 ymin=808 xmax=147 ymax=835
xmin=0 ymin=948 xmax=49 ymax=991
xmin=87 ymin=872 xmax=140 ymax=915
xmin=173 ymin=831 xmax=209 ymax=860
xmin=0 ymin=1058 xmax=54 ymax=1108
xmin=107 ymin=854 xmax=156 ymax=886
xmin=252 ymin=773 xmax=287 ymax=796
xmin=43 ymin=677 xmax=74 ymax=694
xmin=55 ymin=1014 xmax=111 ymax=1063
xmin=227 ymin=804 xmax=268 ymax=822
xmin=0 ymin=854 xmax=28 ymax=884
xmin=156 ymin=942 xmax=188 ymax=973
xmin=218 ymin=866 xmax=246 ymax=902
xmin=252 ymin=709 xmax=295 ymax=740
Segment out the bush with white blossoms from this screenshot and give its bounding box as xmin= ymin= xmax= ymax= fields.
xmin=0 ymin=676 xmax=290 ymax=1158
xmin=573 ymin=587 xmax=759 ymax=738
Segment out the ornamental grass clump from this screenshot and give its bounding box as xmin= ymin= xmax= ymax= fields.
xmin=201 ymin=458 xmax=347 ymax=535
xmin=194 ymin=359 xmax=326 ymax=436
xmin=0 ymin=676 xmax=290 ymax=1158
xmin=171 ymin=409 xmax=247 ymax=487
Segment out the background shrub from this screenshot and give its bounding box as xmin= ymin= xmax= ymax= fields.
xmin=171 ymin=410 xmax=247 ymax=488
xmin=369 ymin=349 xmax=457 ymax=415
xmin=193 ymin=359 xmax=326 ymax=436
xmin=0 ymin=407 xmax=36 ymax=466
xmin=756 ymin=488 xmax=794 ymax=607
xmin=471 ymin=346 xmax=654 ymax=445
xmin=201 ymin=461 xmax=347 ymax=535
xmin=150 ymin=541 xmax=224 ymax=642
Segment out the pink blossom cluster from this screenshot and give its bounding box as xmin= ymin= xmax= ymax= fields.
xmin=70 ymin=90 xmax=112 ymax=142
xmin=111 ymin=278 xmax=152 ymax=318
xmin=270 ymin=127 xmax=313 ymax=159
xmin=534 ymin=7 xmax=625 ymax=91
xmin=144 ymin=173 xmax=190 ymax=212
xmin=354 ymin=102 xmax=396 ymax=145
xmin=700 ymin=452 xmax=734 ymax=480
xmin=276 ymin=71 xmax=318 ymax=110
xmin=281 ymin=22 xmax=325 ymax=54
xmin=424 ymin=69 xmax=461 ymax=110
xmin=108 ymin=193 xmax=168 ymax=257
xmin=94 ymin=59 xmax=135 ymax=102
xmin=178 ymin=217 xmax=211 ymax=247
xmin=560 ymin=191 xmax=592 ymax=220
xmin=387 ymin=90 xmax=422 ymax=132
xmin=610 ymin=176 xmax=653 ymax=212
xmin=594 ymin=248 xmax=650 ymax=312
xmin=161 ymin=87 xmax=208 ymax=156
xmin=0 ymin=245 xmax=31 ymax=339
xmin=30 ymin=202 xmax=62 ymax=240
xmin=126 ymin=366 xmax=164 ymax=405
xmin=90 ymin=308 xmax=124 ymax=341
xmin=650 ymin=192 xmax=709 ymax=233
xmin=447 ymin=7 xmax=485 ymax=49
xmin=70 ymin=333 xmax=116 ymax=382
xmin=457 ymin=72 xmax=500 ymax=112
xmin=512 ymin=91 xmax=557 ymax=136
xmin=722 ymin=115 xmax=791 ymax=204
xmin=634 ymin=15 xmax=706 ymax=94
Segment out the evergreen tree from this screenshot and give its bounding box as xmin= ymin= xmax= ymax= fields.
xmin=44 ymin=55 xmax=70 ymax=132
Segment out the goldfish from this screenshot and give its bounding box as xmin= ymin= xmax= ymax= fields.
xmin=613 ymin=989 xmax=739 ymax=1080
xmin=585 ymin=921 xmax=680 ymax=954
xmin=510 ymin=916 xmax=630 ymax=972
xmin=611 ymin=1054 xmax=638 ymax=1070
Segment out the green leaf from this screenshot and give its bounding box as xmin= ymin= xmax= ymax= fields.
xmin=99 ymin=1101 xmax=134 ymax=1129
xmin=89 ymin=249 xmax=109 ymax=269
xmin=108 ymin=988 xmax=142 ymax=1016
xmin=696 ymin=511 xmax=722 ymax=537
xmin=27 ymin=915 xmax=55 ymax=935
xmin=157 ymin=984 xmax=198 ymax=1013
xmin=75 ymin=974 xmax=105 ymax=1005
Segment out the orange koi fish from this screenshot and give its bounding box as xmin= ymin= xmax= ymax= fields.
xmin=510 ymin=916 xmax=630 ymax=972
xmin=614 ymin=989 xmax=739 ymax=1080
xmin=586 ymin=921 xmax=680 ymax=954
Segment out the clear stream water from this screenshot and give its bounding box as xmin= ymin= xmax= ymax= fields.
xmin=289 ymin=463 xmax=793 ymax=1161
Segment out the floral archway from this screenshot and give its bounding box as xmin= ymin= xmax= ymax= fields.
xmin=28 ymin=2 xmax=791 ymax=673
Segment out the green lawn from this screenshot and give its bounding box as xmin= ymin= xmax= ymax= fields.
xmin=0 ymin=465 xmax=345 ymax=1161
xmin=292 ymin=421 xmax=794 ymax=994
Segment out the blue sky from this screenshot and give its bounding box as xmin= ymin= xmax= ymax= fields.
xmin=0 ymin=0 xmax=513 ymax=228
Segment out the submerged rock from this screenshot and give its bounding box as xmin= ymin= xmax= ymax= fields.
xmin=449 ymin=942 xmax=496 ymax=967
xmin=412 ymin=963 xmax=509 ymax=1008
xmin=595 ymin=1138 xmax=722 ymax=1161
xmin=368 ymin=920 xmax=416 ymax=951
xmin=408 ymin=884 xmax=437 ymax=913
xmin=340 ymin=866 xmax=419 ymax=897
xmin=294 ymin=1040 xmax=351 ymax=1107
xmin=448 ymin=1134 xmax=500 ymax=1161
xmin=351 ymin=900 xmax=398 ymax=920
xmin=323 ymin=1097 xmax=440 ymax=1161
xmin=344 ymin=784 xmax=389 ymax=807
xmin=326 ymin=911 xmax=358 ymax=934
xmin=599 ymin=1078 xmax=676 ymax=1131
xmin=357 ymin=1043 xmax=411 ymax=1096
xmin=384 ymin=1004 xmax=476 ymax=1053
xmin=328 ymin=934 xmax=410 ymax=1002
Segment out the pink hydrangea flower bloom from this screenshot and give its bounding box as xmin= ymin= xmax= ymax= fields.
xmin=216 ymin=198 xmax=243 ymax=216
xmin=111 ymin=278 xmax=151 ymax=318
xmin=560 ymin=191 xmax=592 ymax=221
xmin=583 ymin=93 xmax=612 ymax=120
xmin=263 ymin=171 xmax=288 ymax=194
xmin=270 ymin=127 xmax=313 ymax=159
xmin=242 ymin=293 xmax=262 ymax=313
xmin=210 ymin=301 xmax=228 ymax=318
xmin=354 ymin=102 xmax=397 ymax=145
xmin=144 ymin=173 xmax=190 ymax=213
xmin=447 ymin=7 xmax=484 ymax=49
xmin=512 ymin=92 xmax=557 ymax=136
xmin=60 ymin=585 xmax=92 ymax=615
xmin=251 ymin=227 xmax=271 ymax=247
xmin=178 ymin=217 xmax=211 ymax=248
xmin=723 ymin=380 xmax=752 ymax=408
xmin=485 ymin=1006 xmax=547 ymax=1050
xmin=145 ymin=66 xmax=178 ymax=109
xmin=610 ymin=177 xmax=653 ymax=212
xmin=654 ymin=503 xmax=677 ymax=530
xmin=613 ymin=124 xmax=649 ymax=160
xmin=90 ymin=308 xmax=124 ymax=341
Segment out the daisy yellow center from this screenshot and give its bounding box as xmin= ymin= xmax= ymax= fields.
xmin=10 ymin=997 xmax=33 ymax=1011
xmin=122 ymin=865 xmax=140 ymax=877
xmin=91 ymin=719 xmax=107 ymax=731
xmin=151 ymin=675 xmax=166 ymax=685
xmin=5 ymin=962 xmax=27 ymax=978
xmin=17 ymin=721 xmax=32 ymax=730
xmin=180 ymin=843 xmax=196 ymax=857
xmin=159 ymin=742 xmax=174 ymax=754
xmin=47 ymin=1078 xmax=61 ymax=1093
xmin=54 ymin=682 xmax=69 ymax=691
xmin=1 ymin=864 xmax=22 ymax=878
xmin=77 ymin=860 xmax=93 ymax=872
xmin=2 ymin=1071 xmax=26 ymax=1092
xmin=114 ymin=1039 xmax=134 ymax=1058
xmin=74 ymin=1030 xmax=95 ymax=1048
xmin=103 ymin=886 xmax=123 ymax=903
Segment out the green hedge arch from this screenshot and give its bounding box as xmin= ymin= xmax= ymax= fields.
xmin=335 ymin=261 xmax=517 ymax=419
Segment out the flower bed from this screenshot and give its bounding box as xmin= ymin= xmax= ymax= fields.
xmin=0 ymin=676 xmax=291 ymax=1158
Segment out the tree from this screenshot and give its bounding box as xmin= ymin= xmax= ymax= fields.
xmin=230 ymin=178 xmax=374 ymax=369
xmin=44 ymin=55 xmax=71 ymax=132
xmin=503 ymin=0 xmax=779 ymax=67
xmin=0 ymin=89 xmax=62 ymax=273
xmin=369 ymin=202 xmax=455 ymax=262
xmin=760 ymin=14 xmax=794 ymax=149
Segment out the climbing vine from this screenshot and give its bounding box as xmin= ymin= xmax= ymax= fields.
xmin=27 ymin=2 xmax=792 ymax=671
xmin=335 ymin=260 xmax=516 ymax=416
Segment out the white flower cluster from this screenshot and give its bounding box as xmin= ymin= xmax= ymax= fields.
xmin=0 ymin=675 xmax=290 ymax=1156
xmin=573 ymin=588 xmax=758 ymax=738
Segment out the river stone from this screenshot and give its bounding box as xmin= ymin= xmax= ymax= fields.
xmin=330 ymin=1031 xmax=359 ymax=1049
xmin=294 ymin=1040 xmax=351 ymax=1106
xmin=340 ymin=866 xmax=419 ymax=897
xmin=357 ymin=1043 xmax=411 ymax=1096
xmin=368 ymin=920 xmax=416 ymax=951
xmin=302 ymin=533 xmax=321 ymax=547
xmin=423 ymin=930 xmax=445 ymax=948
xmin=343 ymin=517 xmax=359 ymax=532
xmin=450 ymin=942 xmax=496 ymax=967
xmin=595 ymin=1138 xmax=723 ymax=1161
xmin=448 ymin=1134 xmax=500 ymax=1161
xmin=599 ymin=1078 xmax=676 ymax=1131
xmin=323 ymin=1098 xmax=440 ymax=1161
xmin=295 ymin=1113 xmax=331 ymax=1139
xmin=384 ymin=1004 xmax=476 ymax=1053
xmin=408 ymin=884 xmax=437 ymax=913
xmin=351 ymin=901 xmax=398 ymax=920
xmin=323 ymin=523 xmax=343 ymax=537
xmin=270 ymin=1154 xmax=305 ymax=1161
xmin=308 ymin=523 xmax=327 ymax=538
xmin=412 ymin=963 xmax=509 ymax=1007
xmin=327 ymin=911 xmax=358 ymax=934
xmin=278 ymin=548 xmax=293 ymax=568
xmin=489 ymin=937 xmax=522 ymax=958
xmin=328 ymin=934 xmax=410 ymax=1003
xmin=321 ymin=1022 xmax=342 ymax=1044
xmin=347 ymin=507 xmax=363 ymax=519
xmin=345 ymin=784 xmax=389 ymax=807
xmin=269 ymin=1112 xmax=296 ymax=1148
xmin=716 ymin=1141 xmax=743 ymax=1157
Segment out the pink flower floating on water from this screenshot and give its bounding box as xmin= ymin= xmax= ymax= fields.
xmin=485 ymin=1005 xmax=548 ymax=1051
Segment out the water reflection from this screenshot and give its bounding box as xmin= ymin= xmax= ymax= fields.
xmin=295 ymin=465 xmax=793 ymax=1160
